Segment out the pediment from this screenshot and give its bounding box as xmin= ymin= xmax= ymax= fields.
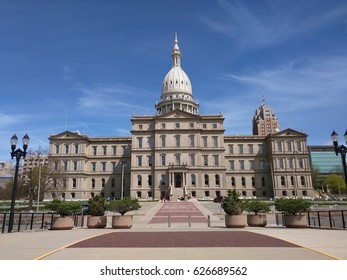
xmin=270 ymin=128 xmax=307 ymax=138
xmin=49 ymin=130 xmax=88 ymax=141
xmin=155 ymin=109 xmax=199 ymax=120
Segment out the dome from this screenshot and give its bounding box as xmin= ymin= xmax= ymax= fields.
xmin=162 ymin=66 xmax=192 ymax=95
xmin=155 ymin=34 xmax=199 ymax=115
xmin=161 ymin=33 xmax=192 ymax=96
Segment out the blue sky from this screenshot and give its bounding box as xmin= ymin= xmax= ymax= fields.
xmin=0 ymin=0 xmax=346 ymax=161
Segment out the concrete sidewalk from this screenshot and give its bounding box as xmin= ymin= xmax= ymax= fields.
xmin=0 ymin=201 xmax=346 ymax=260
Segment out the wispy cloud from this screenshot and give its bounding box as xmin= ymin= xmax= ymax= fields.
xmin=76 ymin=84 xmax=156 ymax=116
xmin=222 ymin=54 xmax=347 ymax=111
xmin=0 ymin=112 xmax=18 ymax=128
xmin=201 ymin=0 xmax=347 ymax=49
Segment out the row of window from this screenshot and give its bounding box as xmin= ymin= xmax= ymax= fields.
xmin=280 ymin=176 xmax=307 ymax=186
xmin=136 ymin=154 xmax=220 ymax=167
xmin=54 ymin=144 xmax=127 ymax=156
xmin=136 ymin=122 xmax=220 ymax=130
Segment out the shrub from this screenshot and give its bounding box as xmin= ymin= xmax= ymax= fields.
xmin=107 ymin=197 xmax=141 ymax=216
xmin=45 ymin=199 xmax=81 ymax=217
xmin=88 ymin=195 xmax=106 ymax=216
xmin=221 ymin=189 xmax=243 ymax=215
xmin=274 ymin=198 xmax=311 ymax=215
xmin=244 ymin=200 xmax=271 ymax=215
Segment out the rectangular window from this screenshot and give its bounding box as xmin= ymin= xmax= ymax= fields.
xmin=161 ymin=136 xmax=166 ymax=147
xmin=240 ymin=160 xmax=245 ymax=170
xmin=93 ymin=146 xmax=97 ymax=156
xmin=258 ymin=144 xmax=264 ymax=154
xmin=248 ymin=145 xmax=253 ymax=154
xmin=102 ymin=162 xmax=106 ymax=172
xmin=212 ymin=136 xmax=218 ymax=147
xmin=73 ymin=161 xmax=78 ymax=171
xmin=148 ymin=155 xmax=152 ymax=166
xmin=122 ymin=146 xmax=127 ymax=155
xmin=65 ymin=144 xmax=69 ymax=154
xmin=175 ymin=135 xmax=180 ymax=147
xmin=161 ymin=175 xmax=166 ymax=186
xmin=250 ymin=160 xmax=255 ymax=170
xmin=112 ymin=162 xmax=117 ymax=171
xmin=229 ymin=145 xmax=234 ymax=154
xmin=161 ymin=155 xmax=166 ymax=166
xmin=279 ymin=159 xmax=284 ymax=169
xmin=75 ymin=144 xmax=79 ymax=154
xmin=287 ymin=141 xmax=292 ymax=152
xmin=138 ymin=137 xmax=143 ymax=148
xmin=238 ymin=144 xmax=243 ymax=154
xmin=190 ymin=135 xmax=195 ymax=147
xmin=137 ymin=156 xmax=142 ymax=167
xmin=175 ymin=154 xmax=181 ymax=165
xmin=190 ymin=154 xmax=195 ymax=166
xmin=213 ymin=155 xmax=219 ymax=166
xmin=202 ymin=124 xmax=207 ymax=129
xmin=138 ymin=124 xmax=143 ymax=130
xmin=203 ymin=155 xmax=208 ymax=166
xmin=64 ymin=161 xmax=68 ymax=171
xmin=92 ymin=162 xmax=96 ymax=172
xmin=229 ymin=160 xmax=234 ymax=171
xmin=260 ymin=160 xmax=265 ymax=170
xmin=175 ymin=123 xmax=180 ymax=128
xmin=296 ymin=141 xmax=302 ymax=152
xmin=202 ymin=137 xmax=208 ymax=148
xmin=103 ymin=146 xmax=107 ymax=156
xmin=190 ymin=123 xmax=194 ymax=128
xmin=213 ymin=123 xmax=217 ymax=129
xmin=112 ymin=146 xmax=117 ymax=155
xmin=55 ymin=144 xmax=59 ymax=154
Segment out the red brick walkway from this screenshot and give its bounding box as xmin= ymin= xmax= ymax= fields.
xmin=149 ymin=202 xmax=207 ymax=224
xmin=68 ymin=231 xmax=299 ymax=248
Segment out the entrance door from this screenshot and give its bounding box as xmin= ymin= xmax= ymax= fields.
xmin=175 ymin=174 xmax=182 ymax=188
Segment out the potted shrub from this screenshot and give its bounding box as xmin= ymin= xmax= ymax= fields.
xmin=107 ymin=197 xmax=141 ymax=229
xmin=274 ymin=198 xmax=311 ymax=228
xmin=221 ymin=189 xmax=246 ymax=228
xmin=244 ymin=200 xmax=271 ymax=227
xmin=45 ymin=199 xmax=81 ymax=230
xmin=86 ymin=195 xmax=107 ymax=228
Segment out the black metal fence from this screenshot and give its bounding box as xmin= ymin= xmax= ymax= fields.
xmin=1 ymin=212 xmax=85 ymax=233
xmin=276 ymin=210 xmax=346 ymax=230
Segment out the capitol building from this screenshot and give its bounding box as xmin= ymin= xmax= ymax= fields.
xmin=48 ymin=35 xmax=314 ymax=201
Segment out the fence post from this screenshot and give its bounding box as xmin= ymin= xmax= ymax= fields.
xmin=18 ymin=213 xmax=22 ymax=232
xmin=168 ymin=215 xmax=171 ymax=227
xmin=328 ymin=211 xmax=333 ymax=229
xmin=2 ymin=213 xmax=7 ymax=233
xmin=342 ymin=211 xmax=346 ymax=230
xmin=207 ymin=215 xmax=211 ymax=227
xmin=188 ymin=215 xmax=191 ymax=227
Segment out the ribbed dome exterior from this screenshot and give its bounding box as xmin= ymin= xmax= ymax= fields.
xmin=162 ymin=66 xmax=192 ymax=95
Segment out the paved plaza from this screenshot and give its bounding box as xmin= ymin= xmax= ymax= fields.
xmin=0 ymin=200 xmax=346 ymax=260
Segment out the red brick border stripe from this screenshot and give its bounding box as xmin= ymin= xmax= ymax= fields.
xmin=68 ymin=231 xmax=299 ymax=248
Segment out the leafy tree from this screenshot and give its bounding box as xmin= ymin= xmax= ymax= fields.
xmin=324 ymin=174 xmax=346 ymax=195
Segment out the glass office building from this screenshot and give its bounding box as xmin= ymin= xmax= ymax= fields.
xmin=308 ymin=146 xmax=343 ymax=174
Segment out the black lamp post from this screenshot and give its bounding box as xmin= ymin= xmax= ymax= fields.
xmin=331 ymin=130 xmax=347 ymax=196
xmin=8 ymin=133 xmax=30 ymax=233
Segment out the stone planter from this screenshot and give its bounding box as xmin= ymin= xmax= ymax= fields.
xmin=112 ymin=215 xmax=133 ymax=229
xmin=247 ymin=214 xmax=267 ymax=227
xmin=283 ymin=215 xmax=307 ymax=228
xmin=87 ymin=216 xmax=107 ymax=228
xmin=51 ymin=216 xmax=74 ymax=230
xmin=225 ymin=215 xmax=246 ymax=228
